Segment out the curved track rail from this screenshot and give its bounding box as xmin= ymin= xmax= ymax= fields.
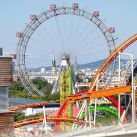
xmin=14 ymin=106 xmax=118 ymax=128
xmin=9 ymin=93 xmax=124 ymax=115
xmin=55 ymin=86 xmax=131 ymax=131
xmin=82 ymin=106 xmax=118 ymax=118
xmin=58 ymin=86 xmax=131 ymax=116
xmin=13 ymin=34 xmax=137 ymax=130
xmin=89 ymin=34 xmax=137 ymax=91
xmin=9 ymin=100 xmax=59 ymax=111
xmin=14 ymin=116 xmax=85 ymax=128
xmin=56 ymin=34 xmax=137 ymax=131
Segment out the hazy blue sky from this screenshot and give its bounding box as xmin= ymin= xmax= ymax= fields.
xmin=0 ymin=0 xmax=137 ymax=67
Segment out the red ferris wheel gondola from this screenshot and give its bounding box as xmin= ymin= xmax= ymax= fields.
xmin=30 ymin=15 xmax=37 ymax=21
xmin=108 ymin=27 xmax=115 ymax=33
xmin=72 ymin=3 xmax=79 ymax=9
xmin=93 ymin=11 xmax=99 ymax=17
xmin=50 ymin=4 xmax=56 ymax=10
xmin=16 ymin=32 xmax=23 ymax=38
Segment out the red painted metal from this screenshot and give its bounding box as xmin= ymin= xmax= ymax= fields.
xmin=50 ymin=4 xmax=56 ymax=10
xmin=93 ymin=11 xmax=99 ymax=17
xmin=108 ymin=27 xmax=115 ymax=33
xmin=30 ymin=15 xmax=37 ymax=21
xmin=72 ymin=3 xmax=78 ymax=9
xmin=16 ymin=32 xmax=22 ymax=38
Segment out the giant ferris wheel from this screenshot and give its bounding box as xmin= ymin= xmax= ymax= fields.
xmin=16 ymin=3 xmax=116 ymax=96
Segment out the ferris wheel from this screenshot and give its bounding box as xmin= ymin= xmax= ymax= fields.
xmin=16 ymin=3 xmax=116 ymax=96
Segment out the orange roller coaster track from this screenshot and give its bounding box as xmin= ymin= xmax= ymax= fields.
xmin=9 ymin=100 xmax=60 ymax=111
xmin=57 ymin=86 xmax=131 ymax=117
xmin=13 ymin=34 xmax=137 ymax=129
xmin=89 ymin=34 xmax=137 ymax=91
xmin=14 ymin=86 xmax=131 ymax=128
xmin=67 ymin=86 xmax=131 ymax=103
xmin=14 ymin=116 xmax=85 ymax=128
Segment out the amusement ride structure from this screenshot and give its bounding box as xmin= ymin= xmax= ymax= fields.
xmin=13 ymin=3 xmax=137 ymax=135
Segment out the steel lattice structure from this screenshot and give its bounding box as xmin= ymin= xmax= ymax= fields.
xmin=16 ymin=6 xmax=115 ymax=96
xmin=13 ymin=34 xmax=137 ymax=131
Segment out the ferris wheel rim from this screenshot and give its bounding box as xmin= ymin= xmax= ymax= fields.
xmin=16 ymin=6 xmax=115 ymax=96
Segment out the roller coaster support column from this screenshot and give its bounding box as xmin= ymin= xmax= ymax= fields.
xmin=94 ymin=77 xmax=99 ymax=126
xmin=118 ymin=52 xmax=121 ymax=122
xmin=43 ymin=106 xmax=47 ymax=135
xmin=94 ymin=98 xmax=97 ymax=127
xmin=85 ymin=100 xmax=90 ymax=126
xmin=131 ymin=54 xmax=136 ymax=124
xmin=120 ymin=53 xmax=136 ymax=123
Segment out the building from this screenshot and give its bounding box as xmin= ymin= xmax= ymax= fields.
xmin=29 ymin=54 xmax=58 ymax=84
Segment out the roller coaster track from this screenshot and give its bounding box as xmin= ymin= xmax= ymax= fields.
xmin=55 ymin=86 xmax=131 ymax=131
xmin=14 ymin=86 xmax=130 ymax=128
xmin=9 ymin=93 xmax=124 ymax=115
xmin=9 ymin=100 xmax=60 ymax=111
xmin=57 ymin=86 xmax=131 ymax=116
xmin=13 ymin=34 xmax=137 ymax=129
xmin=55 ymin=34 xmax=137 ymax=131
xmin=14 ymin=116 xmax=85 ymax=128
xmin=14 ymin=106 xmax=119 ymax=128
xmin=76 ymin=90 xmax=125 ymax=114
xmin=89 ymin=34 xmax=137 ymax=91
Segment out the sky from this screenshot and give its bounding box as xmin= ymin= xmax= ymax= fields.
xmin=0 ymin=0 xmax=137 ymax=67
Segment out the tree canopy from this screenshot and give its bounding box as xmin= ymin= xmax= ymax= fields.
xmin=9 ymin=78 xmax=59 ymax=101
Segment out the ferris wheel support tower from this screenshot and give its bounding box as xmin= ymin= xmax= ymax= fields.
xmin=59 ymin=54 xmax=73 ymax=130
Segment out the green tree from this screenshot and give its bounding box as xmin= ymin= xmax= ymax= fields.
xmin=14 ymin=111 xmax=26 ymax=121
xmin=9 ymin=81 xmax=28 ymax=98
xmin=9 ymin=78 xmax=59 ymax=101
xmin=31 ymin=78 xmax=48 ymax=90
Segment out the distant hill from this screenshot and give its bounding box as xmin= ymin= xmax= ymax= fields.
xmin=28 ymin=59 xmax=105 ymax=72
xmin=77 ymin=59 xmax=105 ymax=69
xmin=28 ymin=58 xmax=128 ymax=72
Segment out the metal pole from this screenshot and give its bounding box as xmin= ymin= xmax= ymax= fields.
xmin=94 ymin=98 xmax=97 ymax=127
xmin=118 ymin=52 xmax=135 ymax=124
xmin=131 ymin=55 xmax=135 ymax=124
xmin=43 ymin=106 xmax=48 ymax=135
xmin=88 ymin=105 xmax=92 ymax=128
xmin=94 ymin=77 xmax=98 ymax=127
xmin=118 ymin=52 xmax=121 ymax=122
xmin=85 ymin=100 xmax=89 ymax=126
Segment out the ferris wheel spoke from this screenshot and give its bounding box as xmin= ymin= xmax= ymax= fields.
xmin=69 ymin=19 xmax=88 ymax=51
xmin=69 ymin=23 xmax=99 ymax=52
xmin=55 ymin=16 xmax=65 ymax=53
xmin=77 ymin=42 xmax=107 ymax=57
xmin=82 ymin=35 xmax=104 ymax=50
xmin=77 ymin=25 xmax=101 ymax=48
xmin=28 ymin=38 xmax=52 ymax=54
xmin=33 ymin=29 xmax=54 ymax=49
xmin=26 ymin=46 xmax=51 ymax=56
xmin=75 ymin=34 xmax=104 ymax=55
xmin=71 ymin=17 xmax=107 ymax=52
xmin=69 ymin=16 xmax=84 ymax=51
xmin=16 ymin=6 xmax=115 ymax=96
xmin=68 ymin=16 xmax=80 ymax=52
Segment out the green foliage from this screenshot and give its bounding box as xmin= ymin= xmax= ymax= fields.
xmin=31 ymin=78 xmax=48 ymax=90
xmin=9 ymin=81 xmax=28 ymax=98
xmin=14 ymin=111 xmax=26 ymax=121
xmin=9 ymin=79 xmax=60 ymax=101
xmin=76 ymin=73 xmax=85 ymax=83
xmin=14 ymin=111 xmax=43 ymax=122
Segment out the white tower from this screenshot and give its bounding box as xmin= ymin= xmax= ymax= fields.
xmin=52 ymin=53 xmax=56 ymax=75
